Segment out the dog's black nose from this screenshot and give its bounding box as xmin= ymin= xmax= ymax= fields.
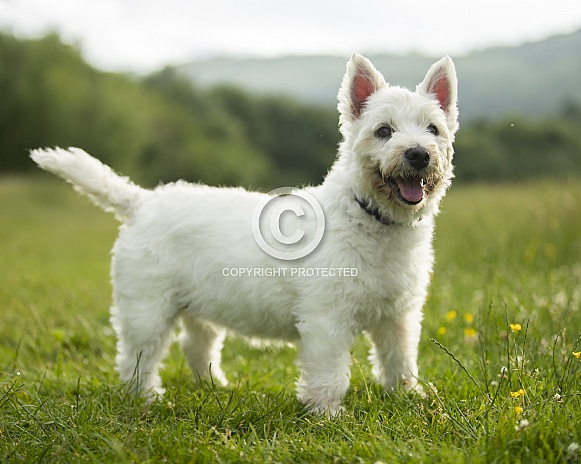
xmin=405 ymin=147 xmax=430 ymax=170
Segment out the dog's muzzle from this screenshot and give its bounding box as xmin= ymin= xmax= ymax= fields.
xmin=375 ymin=145 xmax=442 ymax=207
xmin=377 ymin=147 xmax=440 ymax=206
xmin=387 ymin=147 xmax=430 ymax=204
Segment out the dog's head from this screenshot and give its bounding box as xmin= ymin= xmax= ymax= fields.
xmin=336 ymin=54 xmax=458 ymax=225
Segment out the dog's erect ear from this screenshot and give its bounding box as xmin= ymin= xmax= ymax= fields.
xmin=417 ymin=56 xmax=459 ymax=134
xmin=338 ymin=54 xmax=386 ymax=123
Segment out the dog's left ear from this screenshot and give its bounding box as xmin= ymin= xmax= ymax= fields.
xmin=338 ymin=54 xmax=386 ymax=123
xmin=417 ymin=56 xmax=459 ymax=134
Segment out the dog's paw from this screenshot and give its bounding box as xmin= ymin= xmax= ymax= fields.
xmin=141 ymin=386 xmax=166 ymax=405
xmin=406 ymin=382 xmax=426 ymax=399
xmin=380 ymin=373 xmax=426 ymax=398
xmin=308 ymin=403 xmax=345 ymax=418
xmin=149 ymin=385 xmax=166 ymax=396
xmin=191 ymin=367 xmax=229 ymax=388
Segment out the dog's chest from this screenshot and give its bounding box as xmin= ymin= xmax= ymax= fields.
xmin=338 ymin=223 xmax=434 ymax=321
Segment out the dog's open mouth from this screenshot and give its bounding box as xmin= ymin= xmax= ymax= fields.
xmin=383 ymin=175 xmax=426 ymax=205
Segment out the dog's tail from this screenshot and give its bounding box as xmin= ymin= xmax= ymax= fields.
xmin=30 ymin=147 xmax=146 ymax=222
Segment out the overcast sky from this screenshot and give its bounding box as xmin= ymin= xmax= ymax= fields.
xmin=1 ymin=0 xmax=581 ymax=73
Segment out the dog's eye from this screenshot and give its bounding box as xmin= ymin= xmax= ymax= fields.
xmin=375 ymin=126 xmax=393 ymax=140
xmin=427 ymin=124 xmax=439 ymax=136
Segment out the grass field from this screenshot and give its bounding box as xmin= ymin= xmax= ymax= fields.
xmin=1 ymin=176 xmax=580 ymax=463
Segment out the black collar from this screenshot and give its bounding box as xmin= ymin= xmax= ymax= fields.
xmin=354 ymin=196 xmax=395 ymax=226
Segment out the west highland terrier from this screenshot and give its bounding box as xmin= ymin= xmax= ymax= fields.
xmin=31 ymin=53 xmax=458 ymax=415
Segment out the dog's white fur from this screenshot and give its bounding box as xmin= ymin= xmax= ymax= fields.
xmin=30 ymin=54 xmax=458 ymax=416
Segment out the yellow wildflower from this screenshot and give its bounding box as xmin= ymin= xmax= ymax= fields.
xmin=523 ymin=244 xmax=536 ymax=264
xmin=514 ymin=406 xmax=524 ymax=414
xmin=437 ymin=327 xmax=447 ymax=336
xmin=544 ymin=244 xmax=557 ymax=261
xmin=464 ymin=327 xmax=477 ymax=337
xmin=463 ymin=313 xmax=474 ymax=324
xmin=445 ymin=310 xmax=457 ymax=322
xmin=573 ymin=351 xmax=581 ymax=359
xmin=510 ymin=388 xmax=525 ymax=398
xmin=509 ymin=323 xmax=522 ymax=332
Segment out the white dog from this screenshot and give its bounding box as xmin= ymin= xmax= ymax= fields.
xmin=31 ymin=54 xmax=458 ymax=416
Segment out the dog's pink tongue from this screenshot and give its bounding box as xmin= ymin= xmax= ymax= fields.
xmin=396 ymin=178 xmax=424 ymax=203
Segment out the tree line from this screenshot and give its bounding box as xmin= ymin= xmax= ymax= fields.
xmin=1 ymin=32 xmax=580 ymax=189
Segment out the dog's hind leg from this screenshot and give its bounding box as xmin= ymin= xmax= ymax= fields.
xmin=110 ymin=301 xmax=177 ymax=398
xmin=179 ymin=313 xmax=228 ymax=386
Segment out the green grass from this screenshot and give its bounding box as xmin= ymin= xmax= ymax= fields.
xmin=1 ymin=176 xmax=580 ymax=463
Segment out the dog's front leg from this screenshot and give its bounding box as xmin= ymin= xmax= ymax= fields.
xmin=295 ymin=317 xmax=354 ymax=416
xmin=368 ymin=307 xmax=424 ymax=394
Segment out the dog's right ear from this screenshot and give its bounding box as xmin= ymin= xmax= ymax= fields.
xmin=338 ymin=54 xmax=386 ymax=123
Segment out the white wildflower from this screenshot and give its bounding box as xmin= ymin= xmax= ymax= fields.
xmin=567 ymin=442 xmax=580 ymax=461
xmin=515 ymin=419 xmax=529 ymax=431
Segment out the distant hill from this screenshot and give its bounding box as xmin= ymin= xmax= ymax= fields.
xmin=175 ymin=30 xmax=581 ymax=122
